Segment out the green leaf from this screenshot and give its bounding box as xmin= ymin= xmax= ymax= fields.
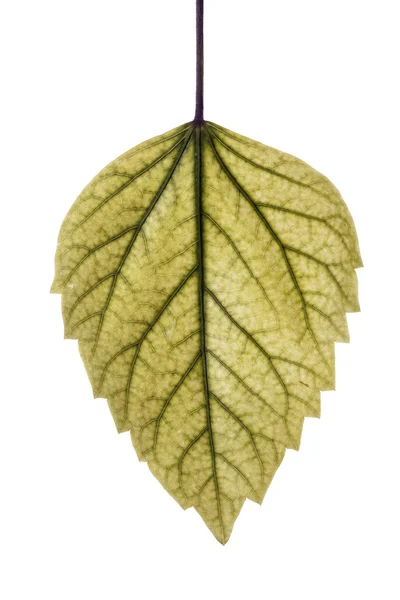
xmin=52 ymin=121 xmax=361 ymax=544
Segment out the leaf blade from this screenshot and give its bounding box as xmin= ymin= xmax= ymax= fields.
xmin=52 ymin=122 xmax=361 ymax=544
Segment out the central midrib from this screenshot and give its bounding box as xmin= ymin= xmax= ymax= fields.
xmin=194 ymin=125 xmax=225 ymax=542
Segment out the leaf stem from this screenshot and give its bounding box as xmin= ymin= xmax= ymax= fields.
xmin=194 ymin=0 xmax=204 ymax=123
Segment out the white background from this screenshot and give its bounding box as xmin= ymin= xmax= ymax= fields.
xmin=1 ymin=0 xmax=399 ymax=598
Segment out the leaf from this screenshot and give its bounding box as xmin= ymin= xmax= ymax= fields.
xmin=52 ymin=121 xmax=361 ymax=544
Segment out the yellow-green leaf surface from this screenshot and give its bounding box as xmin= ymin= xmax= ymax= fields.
xmin=52 ymin=122 xmax=361 ymax=544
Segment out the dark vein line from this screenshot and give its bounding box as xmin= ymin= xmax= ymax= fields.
xmin=62 ymin=225 xmax=138 ymax=287
xmin=207 ymin=349 xmax=285 ymax=419
xmin=284 ymin=245 xmax=350 ymax=303
xmin=68 ymin=132 xmax=189 ymax=237
xmin=195 ymin=126 xmax=225 ymax=544
xmin=121 ymin=265 xmax=198 ymax=423
xmin=204 ymin=212 xmax=278 ymax=322
xmin=205 ymin=130 xmax=329 ymax=369
xmin=254 ymin=202 xmax=352 ymax=258
xmin=196 ymin=475 xmax=213 ymax=499
xmin=269 ymin=356 xmax=331 ymax=387
xmin=67 ymin=273 xmax=115 ymax=318
xmin=114 ymin=124 xmax=192 ymax=164
xmin=170 ymin=329 xmax=201 ymax=349
xmin=306 ymin=302 xmax=347 ymax=339
xmin=178 ymin=427 xmax=208 ymax=493
xmin=206 ymin=124 xmax=336 ymax=206
xmin=60 ymin=244 xmax=90 ymax=259
xmin=290 ymin=393 xmax=320 ymax=418
xmin=91 ymin=125 xmax=192 ymax=187
xmin=210 ymin=392 xmax=264 ymax=477
xmin=205 ymin=288 xmax=289 ymax=410
xmin=95 ymin=343 xmax=138 ymax=397
xmin=122 ymin=345 xmax=140 ymax=426
xmin=65 ymin=311 xmax=102 ymax=336
xmin=187 ymin=404 xmax=207 ymax=417
xmin=170 ymin=214 xmax=196 ymax=232
xmin=220 ymin=492 xmax=234 ymax=510
xmin=96 ymin=264 xmax=197 ymax=398
xmin=253 ymin=433 xmax=279 ymax=464
xmin=91 ymin=129 xmax=194 ymax=358
xmin=216 ymin=453 xmax=260 ymax=502
xmin=206 ymin=290 xmax=298 ymax=448
xmin=149 ymin=353 xmax=201 ymax=453
xmin=154 ymin=241 xmax=196 ymax=269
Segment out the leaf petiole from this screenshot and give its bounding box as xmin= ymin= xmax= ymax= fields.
xmin=194 ymin=0 xmax=204 ymax=123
